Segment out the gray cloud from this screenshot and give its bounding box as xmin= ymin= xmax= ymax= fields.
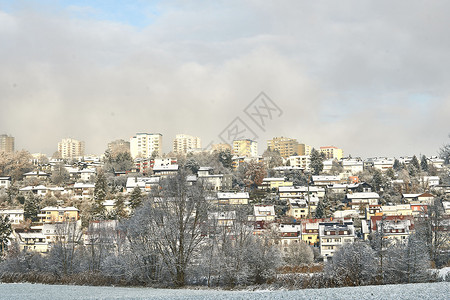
xmin=0 ymin=1 xmax=449 ymax=158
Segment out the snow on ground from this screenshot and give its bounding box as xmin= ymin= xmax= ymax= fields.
xmin=0 ymin=282 xmax=448 ymax=300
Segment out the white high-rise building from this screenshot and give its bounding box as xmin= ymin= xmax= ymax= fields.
xmin=233 ymin=139 xmax=258 ymax=157
xmin=130 ymin=133 xmax=162 ymax=159
xmin=173 ymin=134 xmax=201 ymax=155
xmin=58 ymin=138 xmax=85 ymax=159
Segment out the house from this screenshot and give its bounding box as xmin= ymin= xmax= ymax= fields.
xmin=152 ymin=164 xmax=179 ymax=177
xmin=346 ymin=192 xmax=380 ymax=205
xmin=19 ymin=185 xmax=50 ymax=197
xmin=402 ymin=192 xmax=435 ymax=204
xmin=126 ymin=176 xmax=160 ymax=193
xmin=197 ymin=172 xmax=233 ymax=191
xmin=342 ymin=159 xmax=364 ymax=174
xmin=261 ymin=177 xmax=293 ymax=190
xmin=278 ymin=186 xmax=325 ymax=200
xmin=443 ymin=202 xmax=450 ymax=215
xmin=13 ymin=230 xmax=48 ymax=253
xmin=287 ymin=199 xmax=309 ymax=219
xmin=300 ymin=219 xmax=323 ymax=246
xmin=38 ymin=206 xmax=79 ymax=223
xmin=370 ymin=215 xmax=414 ymax=244
xmin=422 ymin=176 xmax=440 ymax=187
xmin=0 ymin=176 xmax=11 ymax=189
xmin=381 ymin=204 xmax=413 ymax=216
xmin=208 ymin=210 xmax=236 ymax=229
xmin=371 ymin=158 xmax=394 ymax=171
xmin=73 ymin=182 xmax=95 ymax=199
xmin=249 ymin=205 xmax=276 ymax=222
xmin=216 ymin=192 xmax=249 ymax=205
xmin=410 ymin=202 xmax=428 ymax=216
xmin=311 ymin=175 xmax=341 ymax=186
xmin=319 ymin=220 xmax=355 ymax=261
xmin=278 ymin=223 xmax=302 ymax=252
xmin=23 ymin=171 xmax=50 ymax=180
xmin=0 ymin=209 xmax=24 ymax=224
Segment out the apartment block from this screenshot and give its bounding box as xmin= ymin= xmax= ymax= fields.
xmin=130 ymin=133 xmax=162 ymax=159
xmin=107 ymin=139 xmax=130 ymax=154
xmin=267 ymin=137 xmax=305 ymax=158
xmin=58 ymin=138 xmax=85 ymax=159
xmin=173 ymin=134 xmax=201 ymax=155
xmin=320 ymin=146 xmax=343 ymax=160
xmin=233 ymin=139 xmax=258 ymax=157
xmin=0 ymin=134 xmax=14 ymax=153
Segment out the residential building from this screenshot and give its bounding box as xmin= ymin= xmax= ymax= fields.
xmin=267 ymin=137 xmax=305 ymax=158
xmin=58 ymin=138 xmax=85 ymax=159
xmin=130 ymin=133 xmax=162 ymax=159
xmin=278 ymin=223 xmax=302 ymax=252
xmin=261 ymin=177 xmax=293 ymax=190
xmin=249 ymin=205 xmax=276 ymax=222
xmin=381 ymin=204 xmax=413 ymax=216
xmin=233 ymin=139 xmax=258 ymax=157
xmin=0 ymin=176 xmax=11 ymax=189
xmin=300 ymin=219 xmax=323 ymax=246
xmin=287 ymin=199 xmax=309 ymax=219
xmin=14 ymin=230 xmax=48 ymax=253
xmin=211 ymin=143 xmax=232 ymax=152
xmin=216 ymin=192 xmax=249 ymax=205
xmin=319 ymin=220 xmax=355 ymax=261
xmin=107 ymin=139 xmax=130 ymax=154
xmin=312 ymin=175 xmax=341 ymax=186
xmin=370 ymin=215 xmax=414 ymax=244
xmin=342 ymin=159 xmax=364 ymax=174
xmin=0 ymin=134 xmax=14 ymax=153
xmin=288 ymin=155 xmax=311 ymax=170
xmin=320 ymin=146 xmax=343 ymax=160
xmin=0 ymin=209 xmax=24 ymax=224
xmin=173 ymin=134 xmax=202 ymax=155
xmin=126 ymin=176 xmax=160 ymax=193
xmin=38 ymin=206 xmax=79 ymax=223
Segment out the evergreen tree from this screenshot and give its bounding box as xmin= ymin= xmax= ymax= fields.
xmin=410 ymin=155 xmax=420 ymax=171
xmin=217 ymin=149 xmax=233 ymax=169
xmin=393 ymin=159 xmax=401 ymax=171
xmin=310 ymin=148 xmax=324 ymax=175
xmin=113 ymin=194 xmax=128 ymax=219
xmin=420 ymin=155 xmax=428 ymax=172
xmin=130 ymin=186 xmax=144 ymax=210
xmin=0 ymin=214 xmax=12 ymax=255
xmin=184 ymin=158 xmax=200 ymax=174
xmin=92 ymin=171 xmax=107 ymax=219
xmin=315 ymin=198 xmax=326 ymax=218
xmin=371 ymin=169 xmax=384 ymax=192
xmin=23 ymin=193 xmax=39 ymax=222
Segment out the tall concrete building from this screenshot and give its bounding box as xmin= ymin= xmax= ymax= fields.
xmin=0 ymin=134 xmax=14 ymax=153
xmin=233 ymin=139 xmax=258 ymax=157
xmin=267 ymin=137 xmax=305 ymax=158
xmin=320 ymin=146 xmax=343 ymax=160
xmin=108 ymin=139 xmax=130 ymax=154
xmin=58 ymin=138 xmax=85 ymax=159
xmin=172 ymin=134 xmax=201 ymax=155
xmin=130 ymin=133 xmax=162 ymax=159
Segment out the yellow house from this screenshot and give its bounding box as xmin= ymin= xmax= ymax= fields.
xmin=38 ymin=206 xmax=79 ymax=223
xmin=261 ymin=178 xmax=293 ymax=190
xmin=381 ymin=204 xmax=413 ymax=216
xmin=300 ymin=219 xmax=322 ymax=246
xmin=14 ymin=231 xmax=48 ymax=253
xmin=287 ymin=199 xmax=309 ymax=219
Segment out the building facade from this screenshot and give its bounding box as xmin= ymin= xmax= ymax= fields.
xmin=58 ymin=138 xmax=85 ymax=159
xmin=0 ymin=134 xmax=14 ymax=153
xmin=107 ymin=139 xmax=130 ymax=154
xmin=233 ymin=139 xmax=258 ymax=157
xmin=130 ymin=133 xmax=162 ymax=159
xmin=267 ymin=137 xmax=305 ymax=158
xmin=172 ymin=134 xmax=201 ymax=155
xmin=319 ymin=146 xmax=343 ymax=160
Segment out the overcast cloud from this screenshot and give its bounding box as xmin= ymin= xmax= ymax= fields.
xmin=0 ymin=0 xmax=449 ymax=158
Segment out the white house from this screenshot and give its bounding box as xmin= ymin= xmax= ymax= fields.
xmin=319 ymin=221 xmax=355 ymax=261
xmin=0 ymin=209 xmax=24 ymax=224
xmin=0 ymin=176 xmax=11 ymax=189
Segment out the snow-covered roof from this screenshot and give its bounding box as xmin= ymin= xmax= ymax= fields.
xmin=262 ymin=177 xmax=285 ymax=182
xmin=217 ymin=192 xmax=249 ymax=199
xmin=73 ymin=182 xmax=95 ymax=188
xmin=312 ymin=175 xmax=340 ymax=181
xmin=23 ymin=171 xmax=49 ymax=176
xmin=402 ymin=193 xmax=421 ymax=198
xmin=153 ymin=165 xmax=179 ymax=171
xmin=41 ymin=206 xmax=79 ymax=212
xmin=346 ymin=192 xmax=380 ymax=199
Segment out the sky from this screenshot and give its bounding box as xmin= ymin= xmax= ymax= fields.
xmin=0 ymin=0 xmax=449 ymax=158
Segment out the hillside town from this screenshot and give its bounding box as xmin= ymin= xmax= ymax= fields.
xmin=0 ymin=133 xmax=449 ymax=288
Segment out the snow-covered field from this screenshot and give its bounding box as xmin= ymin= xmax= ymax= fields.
xmin=0 ymin=282 xmax=448 ymax=299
